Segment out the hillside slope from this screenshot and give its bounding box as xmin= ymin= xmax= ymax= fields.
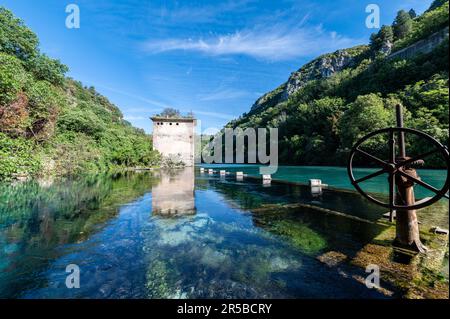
xmin=0 ymin=7 xmax=160 ymax=181
xmin=227 ymin=0 xmax=449 ymax=166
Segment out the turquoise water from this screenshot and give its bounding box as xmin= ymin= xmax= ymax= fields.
xmin=199 ymin=164 xmax=449 ymax=199
xmin=0 ymin=167 xmax=447 ymax=298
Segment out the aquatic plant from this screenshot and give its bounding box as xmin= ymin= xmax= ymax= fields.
xmin=270 ymin=220 xmax=327 ymax=255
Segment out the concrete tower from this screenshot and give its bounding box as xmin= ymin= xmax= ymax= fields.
xmin=151 ymin=117 xmax=196 ymax=166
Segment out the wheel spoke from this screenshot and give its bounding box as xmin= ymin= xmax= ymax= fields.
xmin=354 ymin=168 xmax=386 ymax=184
xmin=397 ymin=170 xmax=441 ymax=195
xmin=355 ymin=148 xmax=389 ymax=167
xmin=396 ymin=149 xmax=440 ymax=168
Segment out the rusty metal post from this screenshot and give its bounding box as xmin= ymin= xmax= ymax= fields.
xmin=395 ymin=104 xmax=406 ymax=158
xmin=394 ymin=104 xmax=427 ymax=253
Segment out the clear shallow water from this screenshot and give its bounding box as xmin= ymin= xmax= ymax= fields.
xmin=0 ymin=167 xmax=447 ymax=298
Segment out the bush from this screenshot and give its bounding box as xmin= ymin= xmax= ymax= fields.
xmin=401 ymin=74 xmax=449 ymax=125
xmin=25 ymin=54 xmax=68 ymax=86
xmin=25 ymin=79 xmax=64 ymax=139
xmin=26 ymin=80 xmax=62 ymax=118
xmin=393 ymin=1 xmax=449 ymax=51
xmin=57 ymin=107 xmax=106 ymax=139
xmin=0 ymin=132 xmax=40 ymax=180
xmin=338 ymin=94 xmax=393 ymax=149
xmin=0 ymin=7 xmax=39 ymax=61
xmin=49 ymin=132 xmax=105 ymax=176
xmin=0 ymin=92 xmax=29 ymax=136
xmin=0 ymin=53 xmax=28 ymax=105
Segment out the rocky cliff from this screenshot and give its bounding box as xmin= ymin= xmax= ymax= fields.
xmin=250 ymin=45 xmax=368 ymax=112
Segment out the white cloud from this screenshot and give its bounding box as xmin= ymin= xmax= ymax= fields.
xmin=143 ymin=21 xmax=363 ymax=61
xmin=198 ymin=88 xmax=254 ymax=101
xmin=124 ymin=108 xmax=235 ymax=121
xmin=191 ymin=110 xmax=237 ymax=120
xmin=123 ymin=115 xmax=147 ymax=121
xmin=84 ymin=82 xmax=173 ymax=109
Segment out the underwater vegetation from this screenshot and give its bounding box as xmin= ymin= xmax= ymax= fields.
xmin=270 ymin=220 xmax=327 ymax=255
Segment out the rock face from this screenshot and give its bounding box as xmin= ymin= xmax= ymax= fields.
xmin=283 ymin=50 xmax=354 ymax=100
xmin=250 ymin=48 xmax=361 ymax=112
xmin=380 ymin=40 xmax=393 ymax=55
xmin=249 ymin=24 xmax=448 ymax=114
xmin=250 ymin=85 xmax=285 ymax=112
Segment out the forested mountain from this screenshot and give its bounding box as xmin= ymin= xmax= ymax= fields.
xmin=0 ymin=7 xmax=160 ymax=181
xmin=226 ymin=0 xmax=449 ymax=166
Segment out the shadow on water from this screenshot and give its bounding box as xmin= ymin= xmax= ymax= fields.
xmin=199 ymin=173 xmax=390 ymax=264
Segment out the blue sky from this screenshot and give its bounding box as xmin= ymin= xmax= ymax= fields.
xmin=0 ymin=0 xmax=433 ymax=133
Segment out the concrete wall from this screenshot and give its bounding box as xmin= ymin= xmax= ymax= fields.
xmin=151 ymin=118 xmax=196 ymax=166
xmin=389 ymin=26 xmax=449 ymax=60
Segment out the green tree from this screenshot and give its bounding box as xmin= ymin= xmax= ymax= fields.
xmin=0 ymin=132 xmax=40 ymax=180
xmin=408 ymin=9 xmax=417 ymax=18
xmin=394 ymin=1 xmax=448 ymax=51
xmin=26 ymin=54 xmax=68 ymax=86
xmin=0 ymin=53 xmax=28 ymax=105
xmin=393 ymin=10 xmax=413 ymax=40
xmin=57 ymin=108 xmax=106 ymax=140
xmin=370 ymin=25 xmax=394 ymax=52
xmin=338 ymin=94 xmax=392 ymax=149
xmin=0 ymin=7 xmax=39 ymax=60
xmin=427 ymin=0 xmax=447 ymax=12
xmin=157 ymin=108 xmax=181 ymax=118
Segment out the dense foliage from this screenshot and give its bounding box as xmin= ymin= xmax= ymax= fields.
xmin=155 ymin=107 xmax=194 ymax=119
xmin=227 ymin=1 xmax=449 ymax=167
xmin=0 ymin=7 xmax=160 ymax=180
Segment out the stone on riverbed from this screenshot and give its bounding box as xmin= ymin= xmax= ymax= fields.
xmin=430 ymin=226 xmax=449 ymax=235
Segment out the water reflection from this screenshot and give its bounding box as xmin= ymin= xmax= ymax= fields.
xmin=0 ymin=172 xmax=159 ymax=298
xmin=0 ymin=169 xmax=447 ymax=299
xmin=152 ymin=168 xmax=196 ymax=216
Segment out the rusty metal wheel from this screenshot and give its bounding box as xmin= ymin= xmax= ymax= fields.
xmin=347 ymin=127 xmax=449 ymax=210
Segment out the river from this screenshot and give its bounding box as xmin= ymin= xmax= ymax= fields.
xmin=0 ymin=166 xmax=447 ymax=298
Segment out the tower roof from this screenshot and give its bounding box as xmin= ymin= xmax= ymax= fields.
xmin=150 ymin=117 xmax=196 ymax=123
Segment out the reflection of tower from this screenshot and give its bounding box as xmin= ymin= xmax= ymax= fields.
xmin=152 ymin=167 xmax=196 ymax=216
